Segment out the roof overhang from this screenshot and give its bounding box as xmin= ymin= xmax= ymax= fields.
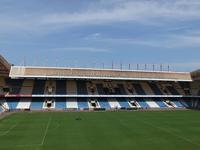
xmin=9 ymin=66 xmax=193 ymax=82
xmin=0 ymin=55 xmax=11 ymax=77
xmin=191 ymin=69 xmax=200 ymax=81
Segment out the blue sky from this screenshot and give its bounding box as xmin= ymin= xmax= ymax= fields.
xmin=1 ymin=0 xmax=200 ymax=71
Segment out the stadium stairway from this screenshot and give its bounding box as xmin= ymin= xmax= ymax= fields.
xmin=20 ymin=80 xmax=34 ymax=94
xmin=17 ymin=98 xmax=31 ymax=109
xmin=108 ymin=98 xmax=121 ymax=108
xmin=66 ymin=98 xmax=78 ymax=109
xmin=145 ymin=100 xmax=160 ymax=108
xmin=67 ymin=80 xmax=77 ymax=95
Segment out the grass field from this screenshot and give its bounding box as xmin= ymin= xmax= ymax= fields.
xmin=0 ymin=110 xmax=200 ymax=150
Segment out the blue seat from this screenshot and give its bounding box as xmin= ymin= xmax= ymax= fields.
xmin=98 ymin=99 xmax=111 ymax=109
xmin=55 ymin=98 xmax=66 ymax=109
xmin=182 ymin=100 xmax=192 ymax=108
xmin=117 ymin=98 xmax=130 ymax=108
xmin=172 ymin=100 xmax=184 ymax=108
xmin=30 ymin=98 xmax=44 ymax=110
xmin=155 ymin=99 xmax=167 ymax=108
xmin=77 ymin=98 xmax=89 ymax=109
xmin=180 ymin=100 xmax=189 ymax=107
xmin=137 ymin=99 xmax=150 ymax=108
xmin=6 ymin=98 xmax=20 ymax=110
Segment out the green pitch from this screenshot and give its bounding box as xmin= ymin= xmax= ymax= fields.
xmin=0 ymin=110 xmax=200 ymax=150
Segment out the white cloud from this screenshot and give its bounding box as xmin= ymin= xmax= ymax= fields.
xmin=174 ymin=35 xmax=200 ymax=45
xmin=47 ymin=47 xmax=110 ymax=53
xmin=84 ymin=30 xmax=200 ymax=48
xmin=39 ymin=0 xmax=200 ymax=26
xmin=1 ymin=0 xmax=200 ymax=51
xmin=158 ymin=34 xmax=200 ymax=48
xmin=1 ymin=0 xmax=200 ymax=33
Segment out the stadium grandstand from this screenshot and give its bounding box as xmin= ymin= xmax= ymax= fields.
xmin=2 ymin=0 xmax=200 ymax=149
xmin=0 ymin=54 xmax=200 ymax=112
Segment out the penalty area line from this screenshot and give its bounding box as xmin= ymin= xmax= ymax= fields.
xmin=0 ymin=123 xmax=18 ymax=136
xmin=40 ymin=117 xmax=52 ymax=146
xmin=139 ymin=119 xmax=200 ymax=147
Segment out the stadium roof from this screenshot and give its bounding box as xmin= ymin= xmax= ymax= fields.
xmin=9 ymin=66 xmax=192 ymax=81
xmin=191 ymin=69 xmax=200 ymax=80
xmin=0 ymin=55 xmax=11 ymax=76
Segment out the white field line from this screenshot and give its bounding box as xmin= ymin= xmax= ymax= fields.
xmin=0 ymin=144 xmax=41 ymax=148
xmin=0 ymin=117 xmax=52 ymax=148
xmin=40 ymin=117 xmax=52 ymax=146
xmin=139 ymin=119 xmax=200 ymax=147
xmin=0 ymin=123 xmax=18 ymax=136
